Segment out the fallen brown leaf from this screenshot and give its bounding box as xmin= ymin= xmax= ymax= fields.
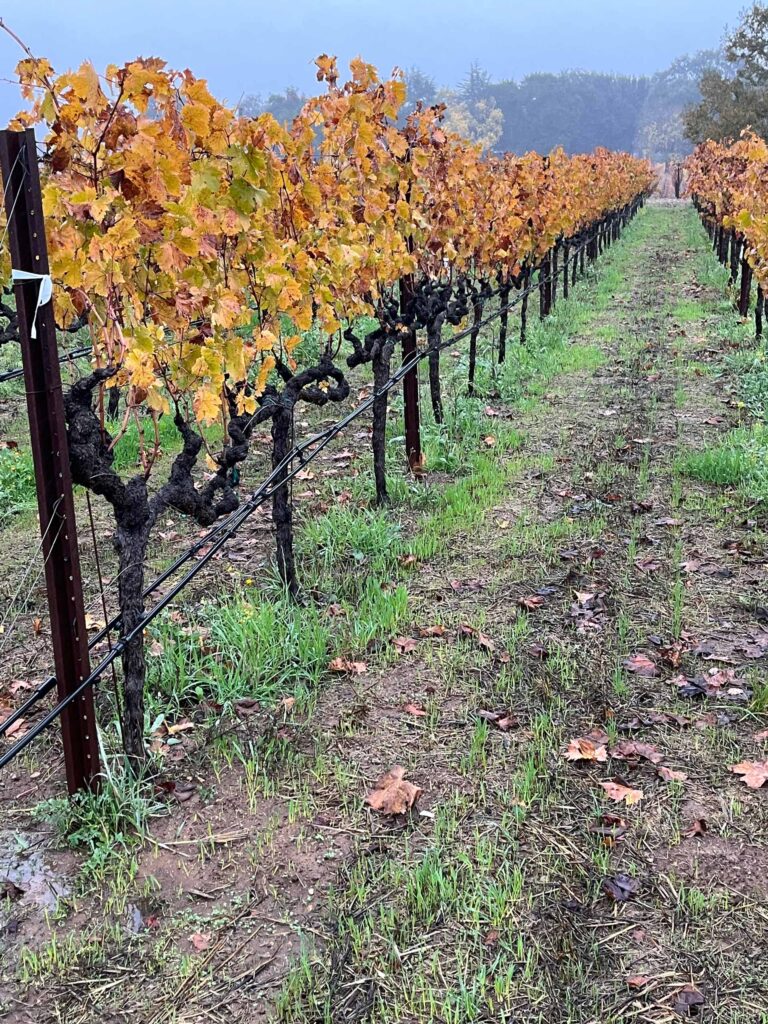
xmin=418 ymin=624 xmax=446 ymax=638
xmin=671 ymin=984 xmax=705 ymax=1015
xmin=627 ymin=975 xmax=651 ymax=989
xmin=402 ymin=703 xmax=426 ymax=718
xmin=564 ymin=737 xmax=608 ymax=762
xmin=190 ymin=931 xmax=211 ymax=952
xmin=328 ymin=657 xmax=367 ymax=675
xmin=365 ymin=766 xmax=423 ymax=815
xmin=684 ymin=818 xmax=707 ymax=838
xmin=478 ymin=710 xmax=518 ymax=732
xmin=634 ymin=556 xmax=661 ymax=573
xmin=602 ymin=873 xmax=639 ymax=902
xmin=600 ymin=781 xmax=643 ymax=805
xmin=657 ymin=765 xmax=688 ymax=783
xmin=393 ymin=636 xmax=418 ymax=655
xmin=458 ymin=625 xmax=495 ymax=651
xmin=610 ymin=740 xmax=664 ymax=764
xmin=730 ymin=759 xmax=768 ymax=789
xmin=589 ymin=814 xmax=628 ymax=844
xmin=624 ymin=653 xmax=659 ymax=677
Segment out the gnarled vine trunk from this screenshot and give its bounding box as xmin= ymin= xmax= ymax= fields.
xmin=427 ymin=312 xmax=446 ymax=424
xmin=371 ymin=337 xmax=395 ymax=505
xmin=271 ymin=405 xmax=298 ymax=597
xmin=497 ymin=281 xmax=512 ymax=365
xmin=467 ymin=298 xmax=485 ymax=396
xmin=114 ymin=501 xmax=153 ymax=764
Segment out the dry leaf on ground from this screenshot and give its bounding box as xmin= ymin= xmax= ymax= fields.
xmin=190 ymin=931 xmax=211 ymax=952
xmin=402 ymin=703 xmax=426 ymax=718
xmin=624 ymin=654 xmax=659 ymax=677
xmin=393 ymin=636 xmax=418 ymax=654
xmin=419 ymin=624 xmax=446 ymax=638
xmin=730 ymin=760 xmax=768 ymax=789
xmin=328 ymin=657 xmax=367 ymax=675
xmin=564 ymin=738 xmax=608 ymax=762
xmin=610 ymin=740 xmax=664 ymax=764
xmin=458 ymin=625 xmax=495 ymax=651
xmin=365 ymin=766 xmax=423 ymax=815
xmin=602 ymin=873 xmax=639 ymax=902
xmin=684 ymin=818 xmax=707 ymax=838
xmin=600 ymin=781 xmax=643 ymax=805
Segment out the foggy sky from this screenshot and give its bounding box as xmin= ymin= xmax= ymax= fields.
xmin=0 ymin=0 xmax=748 ymax=121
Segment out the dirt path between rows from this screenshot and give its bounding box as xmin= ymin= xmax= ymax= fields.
xmin=3 ymin=204 xmax=768 ymax=1024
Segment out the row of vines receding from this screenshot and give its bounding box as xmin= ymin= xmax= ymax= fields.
xmin=0 ymin=48 xmax=654 ymax=764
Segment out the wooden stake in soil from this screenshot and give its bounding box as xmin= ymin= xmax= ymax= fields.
xmin=0 ymin=128 xmax=100 ymax=793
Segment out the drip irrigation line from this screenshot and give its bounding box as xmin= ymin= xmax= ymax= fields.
xmin=0 ymin=202 xmax=642 ymax=767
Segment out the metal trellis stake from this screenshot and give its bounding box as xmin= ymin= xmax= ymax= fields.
xmin=0 ymin=128 xmax=100 ymax=793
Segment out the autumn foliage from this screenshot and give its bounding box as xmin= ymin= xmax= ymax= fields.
xmin=686 ymin=133 xmax=768 ymax=296
xmin=2 ymin=51 xmax=652 ymax=761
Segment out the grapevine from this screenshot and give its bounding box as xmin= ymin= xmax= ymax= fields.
xmin=1 ymin=49 xmax=653 ymax=762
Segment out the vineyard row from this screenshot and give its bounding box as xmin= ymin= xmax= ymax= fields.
xmin=0 ymin=49 xmax=653 ymax=773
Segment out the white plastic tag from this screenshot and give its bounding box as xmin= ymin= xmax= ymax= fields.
xmin=11 ymin=269 xmax=53 ymax=339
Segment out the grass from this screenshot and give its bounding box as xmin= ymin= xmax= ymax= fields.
xmin=145 ymin=594 xmax=331 ymax=719
xmin=679 ymin=422 xmax=768 ymax=500
xmin=0 ymin=445 xmax=36 ymax=523
xmin=33 ymin=770 xmax=165 ymax=886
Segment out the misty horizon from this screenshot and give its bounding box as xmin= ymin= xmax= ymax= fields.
xmin=0 ymin=0 xmax=748 ymax=124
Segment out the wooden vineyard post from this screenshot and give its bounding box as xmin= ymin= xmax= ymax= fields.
xmin=0 ymin=128 xmax=100 ymax=793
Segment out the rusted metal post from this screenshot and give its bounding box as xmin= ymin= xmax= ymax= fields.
xmin=0 ymin=128 xmax=100 ymax=794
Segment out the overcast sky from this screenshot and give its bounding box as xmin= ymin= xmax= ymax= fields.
xmin=0 ymin=0 xmax=747 ymax=120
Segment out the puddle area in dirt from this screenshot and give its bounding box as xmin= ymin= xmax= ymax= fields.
xmin=0 ymin=830 xmax=71 ymax=938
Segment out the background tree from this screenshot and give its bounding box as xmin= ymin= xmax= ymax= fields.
xmin=495 ymin=71 xmax=647 ymax=155
xmin=685 ymin=3 xmax=768 ymax=142
xmin=439 ymin=62 xmax=503 ymax=152
xmin=636 ymin=50 xmax=726 ymax=160
xmin=238 ymin=86 xmax=308 ymax=124
xmin=398 ymin=67 xmax=437 ymax=122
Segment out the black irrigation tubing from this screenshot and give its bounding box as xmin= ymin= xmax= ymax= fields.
xmin=0 ymin=205 xmax=640 ymax=769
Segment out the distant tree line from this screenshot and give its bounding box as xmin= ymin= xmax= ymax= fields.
xmin=684 ymin=2 xmax=768 ymax=143
xmin=239 ymin=3 xmax=768 ymax=159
